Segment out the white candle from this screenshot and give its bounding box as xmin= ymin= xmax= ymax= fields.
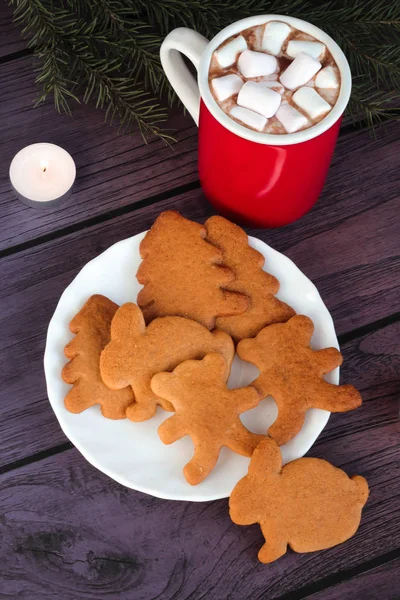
xmin=9 ymin=143 xmax=76 ymax=208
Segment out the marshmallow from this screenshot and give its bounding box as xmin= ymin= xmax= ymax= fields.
xmin=315 ymin=65 xmax=340 ymax=89
xmin=214 ymin=35 xmax=247 ymax=68
xmin=238 ymin=49 xmax=277 ymax=78
xmin=318 ymin=88 xmax=339 ymax=105
xmin=286 ymin=40 xmax=326 ymax=60
xmin=237 ymin=81 xmax=281 ymax=118
xmin=275 ymin=103 xmax=308 ymax=133
xmin=260 ymin=80 xmax=285 ymax=94
xmin=211 ymin=74 xmax=243 ymax=101
xmin=280 ymin=52 xmax=321 ymax=90
xmin=292 ymin=87 xmax=331 ymax=119
xmin=230 ymin=105 xmax=267 ymax=131
xmin=251 ymin=25 xmax=265 ymax=51
xmin=262 ymin=21 xmax=291 ymax=55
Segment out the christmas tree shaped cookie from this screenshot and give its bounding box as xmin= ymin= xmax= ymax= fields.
xmin=206 ymin=216 xmax=295 ymax=341
xmin=62 ymin=295 xmax=134 ymax=419
xmin=230 ymin=438 xmax=369 ymax=563
xmin=151 ymin=353 xmax=264 ymax=485
xmin=136 ymin=211 xmax=249 ymax=329
xmin=237 ymin=315 xmax=362 ymax=445
xmin=100 ymin=303 xmax=234 ymax=422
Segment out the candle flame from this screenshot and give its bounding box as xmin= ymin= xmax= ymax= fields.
xmin=40 ymin=159 xmax=48 ymax=173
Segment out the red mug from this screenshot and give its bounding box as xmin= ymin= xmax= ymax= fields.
xmin=160 ymin=15 xmax=351 ymax=227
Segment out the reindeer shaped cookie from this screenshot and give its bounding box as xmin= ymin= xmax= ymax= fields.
xmin=230 ymin=438 xmax=369 ymax=563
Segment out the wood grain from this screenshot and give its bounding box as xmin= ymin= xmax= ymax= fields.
xmin=0 ymin=406 xmax=399 ymax=600
xmin=1 ymin=3 xmax=398 ymax=596
xmin=309 ymin=556 xmax=400 ymax=600
xmin=0 ymin=4 xmax=398 ymax=596
xmin=0 ymin=55 xmax=197 ymax=252
xmin=0 ymin=3 xmax=26 ymax=58
xmin=251 ymin=197 xmax=400 ymax=337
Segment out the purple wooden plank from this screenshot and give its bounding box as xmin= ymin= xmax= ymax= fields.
xmin=0 ymin=3 xmax=26 ymax=57
xmin=1 ymin=51 xmax=399 ymax=252
xmin=0 ymin=167 xmax=399 ymax=465
xmin=0 ymin=55 xmax=197 ymax=252
xmin=0 ymin=413 xmax=399 ymax=600
xmin=310 ymin=557 xmax=400 ymax=600
xmin=252 ymin=196 xmax=400 ymax=337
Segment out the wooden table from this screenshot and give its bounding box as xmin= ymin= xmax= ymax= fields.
xmin=1 ymin=7 xmax=399 ymax=599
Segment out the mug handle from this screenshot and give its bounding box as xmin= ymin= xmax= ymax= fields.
xmin=160 ymin=28 xmax=209 ymax=126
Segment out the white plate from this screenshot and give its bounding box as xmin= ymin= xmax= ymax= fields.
xmin=44 ymin=231 xmax=338 ymax=502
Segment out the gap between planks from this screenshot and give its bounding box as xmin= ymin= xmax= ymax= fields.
xmin=0 ymin=441 xmax=73 ymax=476
xmin=337 ymin=311 xmax=400 ymax=345
xmin=274 ymin=547 xmax=400 ymax=600
xmin=0 ymin=46 xmax=33 ymax=64
xmin=0 ymin=180 xmax=201 ymax=260
xmin=0 ymin=116 xmax=380 ymax=261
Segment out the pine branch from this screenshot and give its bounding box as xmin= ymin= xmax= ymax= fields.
xmin=139 ymin=0 xmax=400 ymax=126
xmin=349 ymin=82 xmax=400 ymax=131
xmin=71 ymin=44 xmax=171 ymax=140
xmin=83 ymin=0 xmax=165 ymax=90
xmin=11 ymin=0 xmax=173 ymax=142
xmin=10 ymin=0 xmax=400 ymax=139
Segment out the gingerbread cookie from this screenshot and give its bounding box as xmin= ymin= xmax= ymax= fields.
xmin=100 ymin=303 xmax=234 ymax=422
xmin=205 ymin=216 xmax=294 ymax=341
xmin=237 ymin=315 xmax=362 ymax=445
xmin=151 ymin=353 xmax=264 ymax=485
xmin=136 ymin=211 xmax=249 ymax=329
xmin=230 ymin=438 xmax=369 ymax=563
xmin=62 ymin=295 xmax=134 ymax=419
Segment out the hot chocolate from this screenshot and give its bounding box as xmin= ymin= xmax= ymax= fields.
xmin=208 ymin=20 xmax=341 ymax=134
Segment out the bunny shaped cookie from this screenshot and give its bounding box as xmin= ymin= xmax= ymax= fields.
xmin=230 ymin=438 xmax=369 ymax=563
